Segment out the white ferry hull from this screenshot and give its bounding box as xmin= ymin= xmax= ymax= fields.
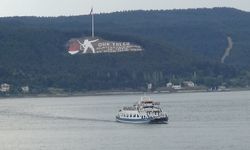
xmin=116 ymin=116 xmax=168 ymax=124
xmin=149 ymin=117 xmax=168 ymax=124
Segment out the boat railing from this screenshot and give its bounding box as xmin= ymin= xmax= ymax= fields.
xmin=151 ymin=113 xmax=167 ymax=118
xmin=123 ymin=106 xmax=136 ymax=111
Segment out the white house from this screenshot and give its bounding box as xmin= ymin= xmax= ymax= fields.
xmin=21 ymin=86 xmax=29 ymax=93
xmin=166 ymin=82 xmax=173 ymax=88
xmin=183 ymin=81 xmax=195 ymax=87
xmin=0 ymin=83 xmax=10 ymax=92
xmin=147 ymin=83 xmax=152 ymax=90
xmin=172 ymin=84 xmax=182 ymax=90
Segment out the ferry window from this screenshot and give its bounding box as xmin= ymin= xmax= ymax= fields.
xmin=137 ymin=114 xmax=139 ymax=118
xmin=130 ymin=114 xmax=132 ymax=117
xmin=127 ymin=114 xmax=129 ymax=117
xmin=133 ymin=114 xmax=136 ymax=117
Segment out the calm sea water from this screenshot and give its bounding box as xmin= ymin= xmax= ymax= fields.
xmin=0 ymin=91 xmax=249 ymax=150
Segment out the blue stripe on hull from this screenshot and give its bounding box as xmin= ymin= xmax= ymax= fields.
xmin=116 ymin=116 xmax=151 ymax=124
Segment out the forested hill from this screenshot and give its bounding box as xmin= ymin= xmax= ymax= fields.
xmin=0 ymin=7 xmax=250 ymax=94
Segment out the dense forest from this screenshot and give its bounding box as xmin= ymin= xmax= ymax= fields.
xmin=0 ymin=7 xmax=250 ymax=94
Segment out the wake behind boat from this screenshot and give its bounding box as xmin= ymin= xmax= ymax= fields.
xmin=116 ymin=96 xmax=168 ymax=124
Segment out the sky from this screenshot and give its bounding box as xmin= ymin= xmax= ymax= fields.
xmin=0 ymin=0 xmax=250 ymax=17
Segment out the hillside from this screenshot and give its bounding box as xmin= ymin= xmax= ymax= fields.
xmin=0 ymin=7 xmax=250 ymax=94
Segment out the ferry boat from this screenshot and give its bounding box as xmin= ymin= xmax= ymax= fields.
xmin=116 ymin=96 xmax=168 ymax=124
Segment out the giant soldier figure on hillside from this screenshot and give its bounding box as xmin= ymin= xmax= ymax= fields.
xmin=77 ymin=39 xmax=99 ymax=53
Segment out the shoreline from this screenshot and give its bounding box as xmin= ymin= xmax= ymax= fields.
xmin=1 ymin=87 xmax=250 ymax=99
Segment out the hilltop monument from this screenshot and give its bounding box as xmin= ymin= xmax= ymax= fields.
xmin=67 ymin=7 xmax=143 ymax=55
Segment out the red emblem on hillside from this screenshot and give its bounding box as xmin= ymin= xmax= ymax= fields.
xmin=68 ymin=40 xmax=80 ymax=55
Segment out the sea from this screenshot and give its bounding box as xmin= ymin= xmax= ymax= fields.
xmin=0 ymin=91 xmax=249 ymax=150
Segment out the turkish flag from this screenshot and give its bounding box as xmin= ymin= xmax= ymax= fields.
xmin=68 ymin=40 xmax=80 ymax=55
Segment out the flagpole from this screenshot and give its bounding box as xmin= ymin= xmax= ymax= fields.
xmin=91 ymin=8 xmax=94 ymax=38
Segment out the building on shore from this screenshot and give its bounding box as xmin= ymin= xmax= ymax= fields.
xmin=0 ymin=83 xmax=10 ymax=92
xmin=147 ymin=83 xmax=152 ymax=91
xmin=166 ymin=82 xmax=182 ymax=90
xmin=172 ymin=84 xmax=182 ymax=90
xmin=166 ymin=82 xmax=173 ymax=88
xmin=183 ymin=81 xmax=195 ymax=88
xmin=21 ymin=86 xmax=30 ymax=93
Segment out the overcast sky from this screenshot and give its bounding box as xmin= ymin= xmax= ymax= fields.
xmin=0 ymin=0 xmax=249 ymax=17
